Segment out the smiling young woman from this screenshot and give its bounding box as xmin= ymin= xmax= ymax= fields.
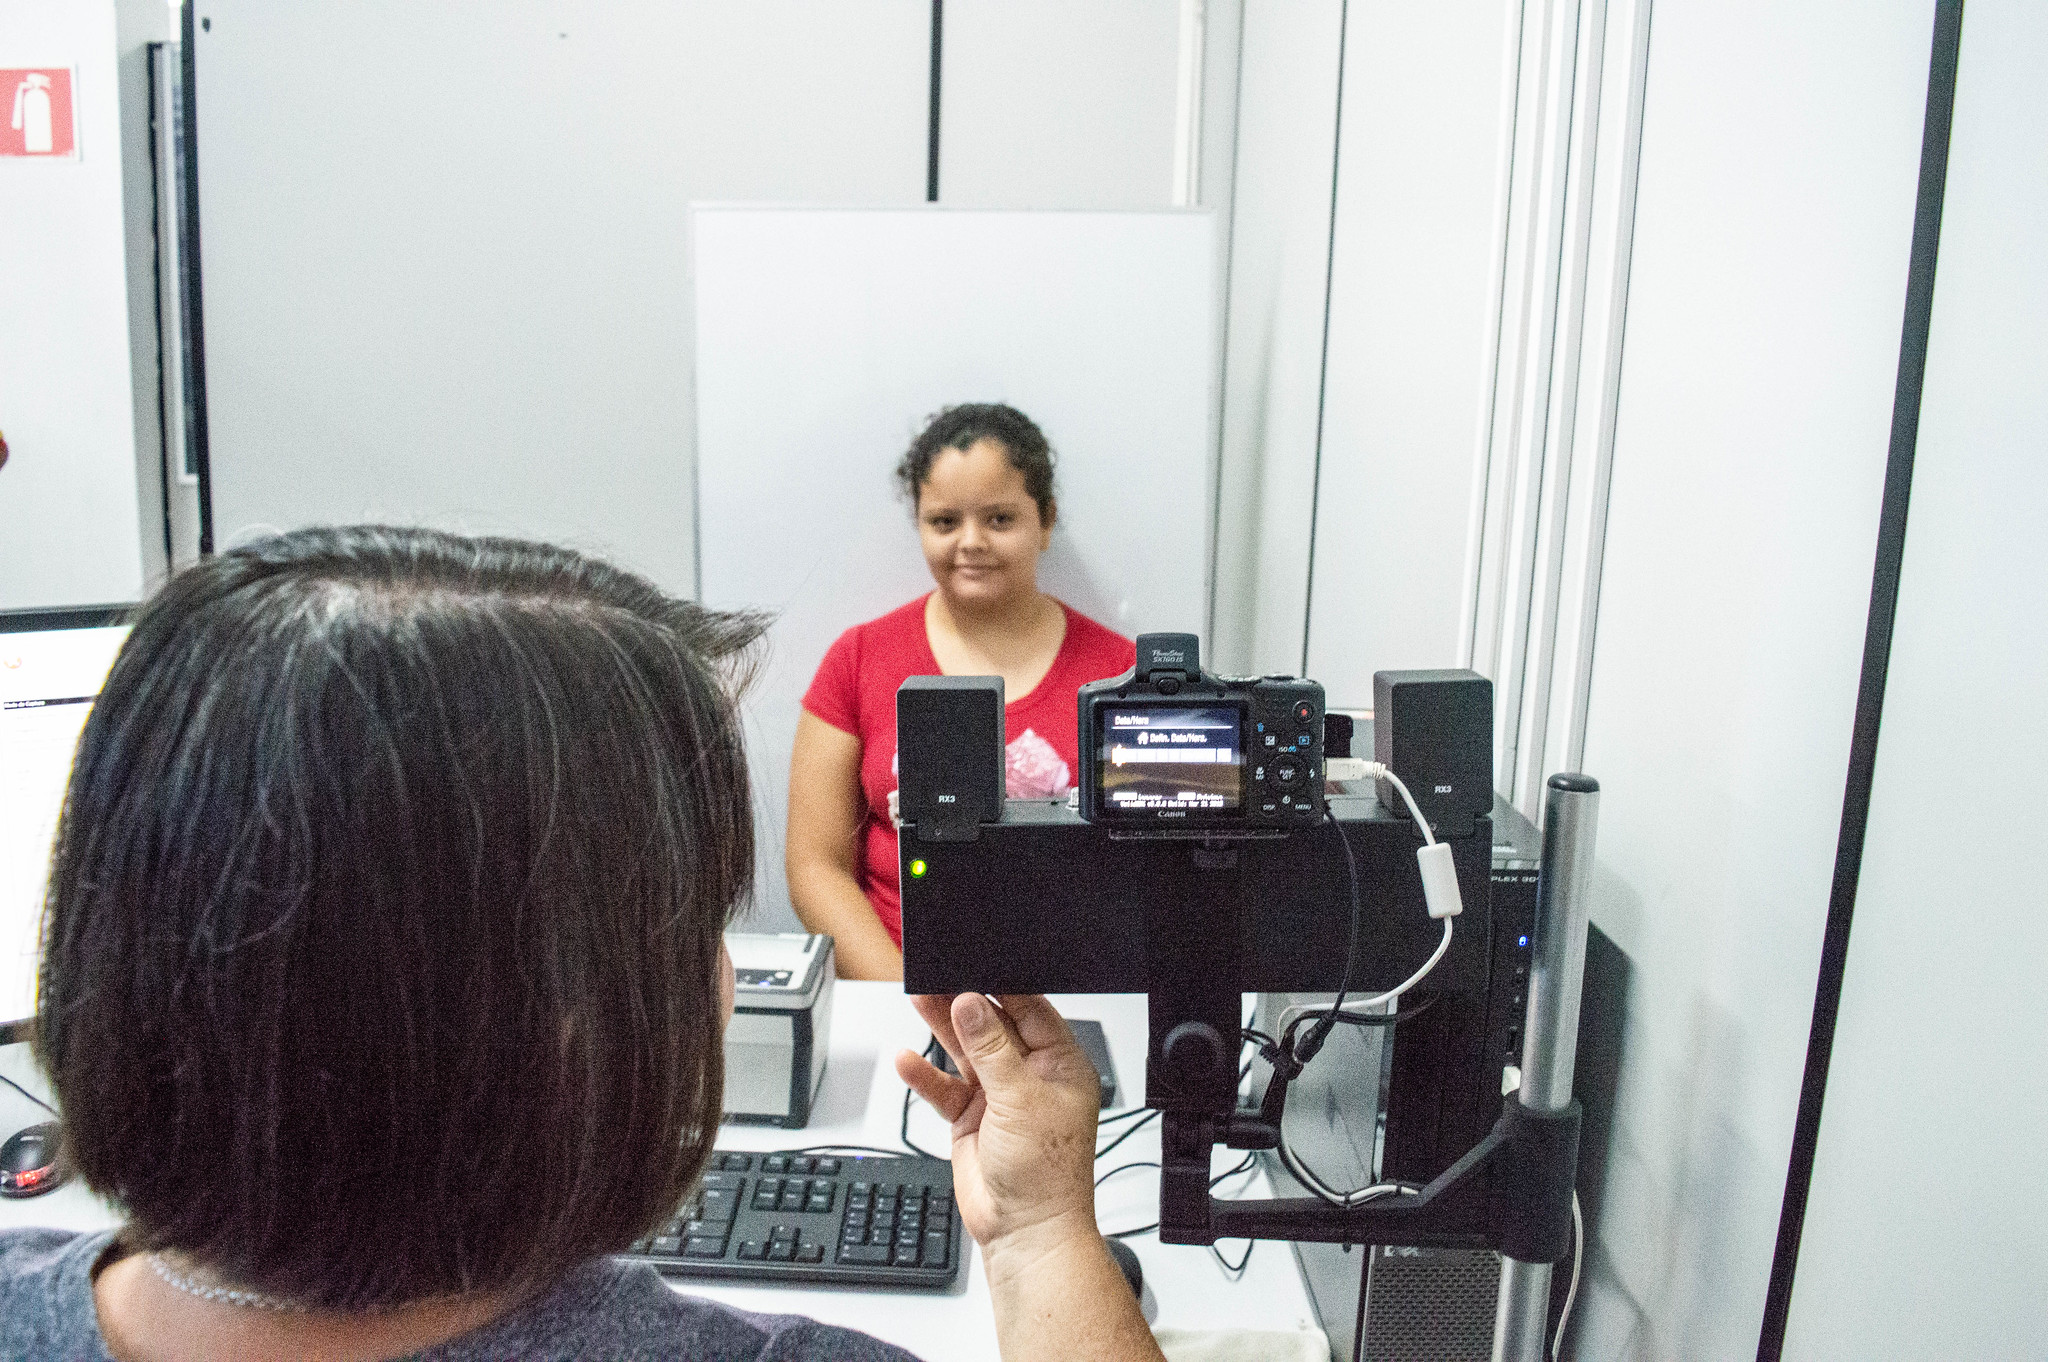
xmin=786 ymin=405 xmax=1135 ymax=980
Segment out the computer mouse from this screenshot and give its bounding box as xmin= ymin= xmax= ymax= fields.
xmin=0 ymin=1122 xmax=69 ymax=1199
xmin=1103 ymin=1235 xmax=1143 ymax=1299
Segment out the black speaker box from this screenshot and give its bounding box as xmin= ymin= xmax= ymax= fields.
xmin=896 ymin=676 xmax=1005 ymax=842
xmin=1372 ymin=670 xmax=1493 ymax=840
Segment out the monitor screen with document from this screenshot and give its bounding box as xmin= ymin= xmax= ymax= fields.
xmin=1 ymin=609 xmax=130 ymax=1031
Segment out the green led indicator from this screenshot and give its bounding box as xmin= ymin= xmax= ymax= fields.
xmin=909 ymin=859 xmax=928 ymax=878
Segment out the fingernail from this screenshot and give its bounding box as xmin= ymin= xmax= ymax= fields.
xmin=957 ymin=993 xmax=993 ymax=1037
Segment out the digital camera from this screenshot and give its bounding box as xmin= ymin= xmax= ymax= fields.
xmin=1077 ymin=633 xmax=1325 ymax=832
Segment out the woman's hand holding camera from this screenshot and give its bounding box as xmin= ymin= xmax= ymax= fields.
xmin=897 ymin=994 xmax=1164 ymax=1362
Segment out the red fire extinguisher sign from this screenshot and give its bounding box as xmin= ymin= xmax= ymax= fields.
xmin=3 ymin=68 xmax=77 ymax=159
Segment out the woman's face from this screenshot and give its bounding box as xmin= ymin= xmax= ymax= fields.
xmin=916 ymin=440 xmax=1053 ymax=610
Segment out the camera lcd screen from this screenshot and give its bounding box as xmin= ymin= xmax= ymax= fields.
xmin=1098 ymin=705 xmax=1243 ymax=815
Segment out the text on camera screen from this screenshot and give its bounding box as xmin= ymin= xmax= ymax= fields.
xmin=1099 ymin=705 xmax=1242 ymax=812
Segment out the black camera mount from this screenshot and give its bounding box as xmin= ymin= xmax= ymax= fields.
xmin=896 ymin=666 xmax=1600 ymax=1359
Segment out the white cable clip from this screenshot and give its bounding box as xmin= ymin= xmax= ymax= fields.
xmin=1417 ymin=841 xmax=1463 ymax=919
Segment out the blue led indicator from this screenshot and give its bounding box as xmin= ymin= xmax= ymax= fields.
xmin=1517 ymin=935 xmax=1530 ymax=948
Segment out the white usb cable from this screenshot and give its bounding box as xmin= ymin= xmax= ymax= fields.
xmin=1271 ymin=759 xmax=1469 ymax=1208
xmin=1326 ymin=757 xmax=1462 ymax=922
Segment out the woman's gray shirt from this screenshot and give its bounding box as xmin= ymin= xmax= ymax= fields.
xmin=0 ymin=1228 xmax=921 ymax=1361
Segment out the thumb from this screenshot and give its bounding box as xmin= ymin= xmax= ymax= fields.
xmin=953 ymin=993 xmax=1026 ymax=1087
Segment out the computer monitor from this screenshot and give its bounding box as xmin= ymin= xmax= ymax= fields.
xmin=0 ymin=607 xmax=131 ymax=1035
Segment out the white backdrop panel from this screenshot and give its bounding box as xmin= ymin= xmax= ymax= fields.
xmin=696 ymin=207 xmax=1216 ymax=929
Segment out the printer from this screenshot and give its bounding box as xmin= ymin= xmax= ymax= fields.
xmin=722 ymin=932 xmax=836 ymax=1127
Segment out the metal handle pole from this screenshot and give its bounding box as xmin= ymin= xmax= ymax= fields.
xmin=1494 ymin=773 xmax=1600 ymax=1362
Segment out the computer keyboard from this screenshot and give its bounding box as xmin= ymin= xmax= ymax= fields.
xmin=624 ymin=1151 xmax=964 ymax=1289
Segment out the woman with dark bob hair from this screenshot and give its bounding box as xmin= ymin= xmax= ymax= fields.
xmin=1 ymin=527 xmax=1163 ymax=1361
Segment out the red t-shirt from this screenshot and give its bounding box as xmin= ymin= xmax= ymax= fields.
xmin=801 ymin=595 xmax=1135 ymax=947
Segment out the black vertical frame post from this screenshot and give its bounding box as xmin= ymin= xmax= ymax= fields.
xmin=178 ymin=4 xmax=214 ymax=554
xmin=1755 ymin=3 xmax=1964 ymax=1356
xmin=144 ymin=43 xmax=174 ymax=566
xmin=926 ymin=0 xmax=943 ymax=202
xmin=1298 ymin=0 xmax=1349 ymax=675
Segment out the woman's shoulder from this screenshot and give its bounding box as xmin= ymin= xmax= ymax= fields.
xmin=811 ymin=595 xmax=932 ymax=691
xmin=853 ymin=594 xmax=933 ymax=641
xmin=433 ymin=1258 xmax=921 ymax=1361
xmin=822 ymin=595 xmax=930 ymax=661
xmin=0 ymin=1227 xmax=113 ymax=1357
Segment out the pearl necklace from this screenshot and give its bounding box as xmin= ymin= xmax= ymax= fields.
xmin=148 ymin=1253 xmax=310 ymax=1313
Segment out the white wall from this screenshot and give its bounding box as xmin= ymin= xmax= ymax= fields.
xmin=192 ymin=0 xmax=932 ymax=594
xmin=939 ymin=0 xmax=1182 ymax=209
xmin=1302 ymin=0 xmax=1521 ymax=707
xmin=1784 ymin=4 xmax=2048 ymax=1353
xmin=1567 ymin=4 xmax=1934 ymax=1357
xmin=0 ymin=0 xmax=146 ymax=610
xmin=1209 ymin=0 xmax=1342 ymax=678
xmin=1211 ymin=1 xmax=1526 ymax=705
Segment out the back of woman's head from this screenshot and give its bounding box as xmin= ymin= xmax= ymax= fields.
xmin=35 ymin=525 xmax=762 ymax=1311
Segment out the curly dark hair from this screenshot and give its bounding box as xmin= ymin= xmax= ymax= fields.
xmin=895 ymin=402 xmax=1057 ymax=524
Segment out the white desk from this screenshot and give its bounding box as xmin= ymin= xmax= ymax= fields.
xmin=0 ymin=986 xmax=1324 ymax=1359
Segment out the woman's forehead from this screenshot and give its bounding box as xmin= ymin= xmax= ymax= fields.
xmin=920 ymin=442 xmax=1033 ymax=507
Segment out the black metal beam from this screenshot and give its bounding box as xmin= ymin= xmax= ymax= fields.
xmin=1756 ymin=4 xmax=1965 ymax=1355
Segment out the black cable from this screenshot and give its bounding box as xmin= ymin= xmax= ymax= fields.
xmin=1351 ymin=1234 xmax=1372 ymax=1360
xmin=0 ymin=1072 xmax=55 ymax=1116
xmin=1095 ymin=1159 xmax=1159 ymax=1189
xmin=1278 ymin=993 xmax=1439 ymax=1063
xmin=1238 ymin=1027 xmax=1271 ymax=1082
xmin=1209 ymin=1152 xmax=1256 ymax=1187
xmin=1097 ymin=1154 xmax=1263 ymax=1248
xmin=1299 ymin=808 xmax=1366 ymax=1062
xmin=774 ymin=1144 xmax=914 ymax=1160
xmin=1324 ymin=994 xmax=1439 ymax=1029
xmin=1093 ymin=1109 xmax=1159 ymax=1162
xmin=899 ymin=1085 xmax=943 ymax=1160
xmin=1209 ymin=1238 xmax=1255 ymax=1276
xmin=1097 ymin=1155 xmax=1163 ymax=1237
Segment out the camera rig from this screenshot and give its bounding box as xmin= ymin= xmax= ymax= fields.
xmin=896 ymin=640 xmax=1598 ymax=1355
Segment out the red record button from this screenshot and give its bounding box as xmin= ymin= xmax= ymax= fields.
xmin=1293 ymin=700 xmax=1315 ymax=723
